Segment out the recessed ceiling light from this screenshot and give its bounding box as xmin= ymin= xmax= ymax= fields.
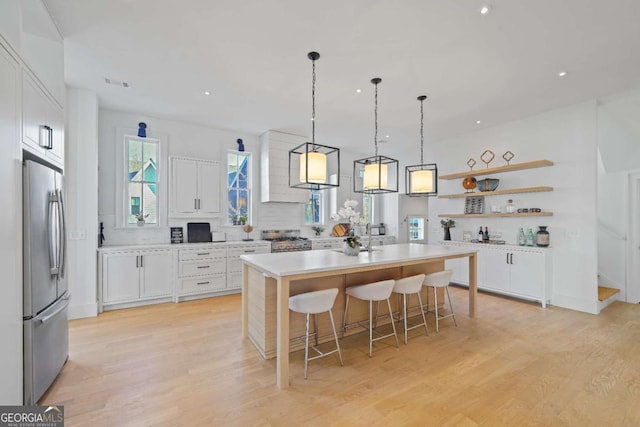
xmin=204 ymin=91 xmax=211 ymax=95
xmin=386 ymin=135 xmax=390 ymax=138
xmin=479 ymin=5 xmax=491 ymax=15
xmin=476 ymin=120 xmax=482 ymax=124
xmin=356 ymin=89 xmax=361 ymax=93
xmin=558 ymin=71 xmax=567 ymax=77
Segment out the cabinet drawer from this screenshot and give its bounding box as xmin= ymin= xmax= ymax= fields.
xmin=179 ymin=248 xmax=226 ymax=261
xmin=179 ymin=274 xmax=226 ymax=293
xmin=179 ymin=260 xmax=226 ymax=277
xmin=227 ymin=272 xmax=243 ymax=289
xmin=227 ymin=258 xmax=243 ymax=274
xmin=228 ymin=246 xmax=270 ymax=258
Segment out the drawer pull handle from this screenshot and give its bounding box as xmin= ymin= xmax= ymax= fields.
xmin=197 ymin=266 xmax=210 ymax=269
xmin=244 ymin=249 xmax=255 ymax=253
xmin=197 ymin=281 xmax=210 ymax=285
xmin=197 ymin=252 xmax=210 ymax=256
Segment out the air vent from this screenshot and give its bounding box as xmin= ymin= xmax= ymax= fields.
xmin=104 ymin=78 xmax=130 ymax=88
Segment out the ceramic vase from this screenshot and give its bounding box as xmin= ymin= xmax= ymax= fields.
xmin=343 ymin=243 xmax=361 ymax=256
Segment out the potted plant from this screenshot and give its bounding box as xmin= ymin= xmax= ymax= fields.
xmin=440 ymin=219 xmax=455 ymax=240
xmin=343 ymin=235 xmax=361 ymax=256
xmin=238 ymin=215 xmax=247 ymax=225
xmin=311 ymin=226 xmax=324 ymax=236
xmin=135 ymin=212 xmax=149 ymax=226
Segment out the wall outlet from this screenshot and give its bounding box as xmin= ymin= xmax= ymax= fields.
xmin=68 ymin=230 xmax=86 ymax=240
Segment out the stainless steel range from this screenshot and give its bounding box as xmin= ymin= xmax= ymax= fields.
xmin=262 ymin=229 xmax=312 ymax=253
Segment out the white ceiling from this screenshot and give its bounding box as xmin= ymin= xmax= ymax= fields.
xmin=44 ymin=0 xmax=640 ymax=156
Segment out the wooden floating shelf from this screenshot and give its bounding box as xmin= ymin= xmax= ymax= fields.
xmin=439 ymin=160 xmax=554 ymax=180
xmin=438 ymin=212 xmax=554 ymax=218
xmin=438 ymin=186 xmax=553 ymax=199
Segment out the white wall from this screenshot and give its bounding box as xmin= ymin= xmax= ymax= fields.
xmin=399 ymin=101 xmax=600 ymax=313
xmin=596 ymin=87 xmax=640 ymax=303
xmin=65 ymin=88 xmax=99 ymax=319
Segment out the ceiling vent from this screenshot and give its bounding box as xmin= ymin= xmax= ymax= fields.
xmin=104 ymin=78 xmax=130 ymax=88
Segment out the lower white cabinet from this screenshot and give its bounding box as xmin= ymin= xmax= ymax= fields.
xmin=443 ymin=242 xmax=550 ymax=307
xmin=227 ymin=244 xmax=271 ymax=289
xmin=101 ymin=249 xmax=172 ymax=307
xmin=311 ymin=235 xmax=396 ymax=250
xmin=177 ymin=247 xmax=227 ymax=296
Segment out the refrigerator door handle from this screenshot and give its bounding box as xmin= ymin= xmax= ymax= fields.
xmin=57 ymin=189 xmax=67 ymax=278
xmin=38 ymin=295 xmax=71 ymax=324
xmin=48 ymin=192 xmax=59 ymax=276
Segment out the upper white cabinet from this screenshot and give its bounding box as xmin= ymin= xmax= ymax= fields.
xmin=260 ymin=130 xmax=309 ymax=203
xmin=170 ymin=156 xmax=221 ymax=217
xmin=0 ymin=0 xmax=22 ymax=53
xmin=22 ymin=70 xmax=64 ymax=168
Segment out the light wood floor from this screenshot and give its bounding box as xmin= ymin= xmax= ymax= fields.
xmin=42 ymin=288 xmax=640 ymax=426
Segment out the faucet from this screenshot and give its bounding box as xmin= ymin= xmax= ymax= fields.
xmin=366 ymin=222 xmax=372 ymax=253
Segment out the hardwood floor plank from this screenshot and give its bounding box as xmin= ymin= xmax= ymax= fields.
xmin=40 ymin=291 xmax=640 ymax=426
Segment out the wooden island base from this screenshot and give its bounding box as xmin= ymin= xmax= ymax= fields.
xmin=247 ymin=261 xmax=446 ymax=359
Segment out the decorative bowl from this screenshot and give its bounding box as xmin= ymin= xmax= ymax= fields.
xmin=462 ymin=176 xmax=477 ymax=191
xmin=476 ymin=178 xmax=500 ymax=191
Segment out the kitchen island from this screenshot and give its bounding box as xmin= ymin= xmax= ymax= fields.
xmin=241 ymin=243 xmax=478 ymax=388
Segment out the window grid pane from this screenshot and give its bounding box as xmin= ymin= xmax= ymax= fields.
xmin=227 ymin=151 xmax=251 ymax=224
xmin=126 ymin=136 xmax=159 ymax=225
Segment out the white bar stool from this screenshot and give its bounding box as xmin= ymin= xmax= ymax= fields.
xmin=392 ymin=274 xmax=428 ymax=344
xmin=422 ymin=270 xmax=457 ymax=332
xmin=289 ymin=288 xmax=343 ymax=379
xmin=343 ymin=279 xmax=399 ymax=357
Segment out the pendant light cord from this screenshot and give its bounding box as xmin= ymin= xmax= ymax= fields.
xmin=311 ymin=57 xmax=316 ymax=148
xmin=374 ymin=81 xmax=378 ymax=157
xmin=420 ymin=97 xmax=424 ymax=164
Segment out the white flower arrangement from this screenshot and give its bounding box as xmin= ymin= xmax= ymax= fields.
xmin=330 ymin=199 xmax=362 ymax=223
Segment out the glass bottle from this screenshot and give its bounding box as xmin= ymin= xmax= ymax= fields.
xmin=526 ymin=228 xmax=535 ymax=246
xmin=478 ymin=226 xmax=484 ymax=242
xmin=484 ymin=226 xmax=490 ymax=242
xmin=518 ymin=228 xmax=526 ymax=246
xmin=535 ymin=226 xmax=550 ymax=247
xmin=505 ymin=199 xmax=516 ymax=213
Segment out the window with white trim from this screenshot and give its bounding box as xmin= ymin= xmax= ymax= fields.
xmin=125 ymin=136 xmax=160 ymax=225
xmin=304 ymin=189 xmax=323 ymax=225
xmin=227 ymin=150 xmax=252 ymax=224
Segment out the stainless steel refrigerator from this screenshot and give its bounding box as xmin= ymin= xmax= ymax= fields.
xmin=23 ymin=159 xmax=69 ymax=405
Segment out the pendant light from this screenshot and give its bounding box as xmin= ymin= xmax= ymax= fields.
xmin=289 ymin=52 xmax=340 ymax=190
xmin=353 ymin=78 xmax=398 ymax=194
xmin=406 ymin=95 xmax=437 ymax=196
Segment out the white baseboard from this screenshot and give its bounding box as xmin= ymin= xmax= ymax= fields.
xmin=68 ymin=302 xmax=98 ymax=319
xmin=551 ymin=292 xmax=599 ymax=314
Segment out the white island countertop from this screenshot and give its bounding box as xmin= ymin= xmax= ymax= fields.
xmin=240 ymin=243 xmax=477 ymax=278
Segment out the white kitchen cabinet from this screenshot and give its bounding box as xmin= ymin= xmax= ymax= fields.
xmin=441 ymin=241 xmax=550 ymax=307
xmin=177 ymin=246 xmax=227 ymax=297
xmin=170 ymin=156 xmax=221 ymax=217
xmin=312 ymin=238 xmax=344 ymax=250
xmin=260 ymin=130 xmax=309 ymax=203
xmin=22 ymin=70 xmax=64 ymax=169
xmin=227 ymin=243 xmax=271 ymax=289
xmin=101 ymin=249 xmax=172 ymax=308
xmin=0 ymin=0 xmax=22 ymax=53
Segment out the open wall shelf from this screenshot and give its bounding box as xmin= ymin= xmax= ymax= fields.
xmin=439 ymin=160 xmax=554 ymax=180
xmin=438 ymin=212 xmax=554 ymax=218
xmin=438 ymin=186 xmax=553 ymax=199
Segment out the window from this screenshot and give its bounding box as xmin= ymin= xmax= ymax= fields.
xmin=362 ymin=193 xmax=374 ymax=223
xmin=227 ymin=151 xmax=251 ymax=224
xmin=408 ymin=216 xmax=425 ymax=241
xmin=126 ymin=136 xmax=159 ymax=225
xmin=304 ymin=189 xmax=323 ymax=224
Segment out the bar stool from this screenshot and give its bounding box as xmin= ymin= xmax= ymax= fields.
xmin=422 ymin=270 xmax=457 ymax=332
xmin=343 ymin=279 xmax=399 ymax=357
xmin=392 ymin=274 xmax=428 ymax=344
xmin=289 ymin=288 xmax=343 ymax=379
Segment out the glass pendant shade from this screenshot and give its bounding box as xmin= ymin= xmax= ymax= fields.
xmin=289 ymin=51 xmax=340 ymax=190
xmin=406 ymin=163 xmax=438 ymax=196
xmin=300 ymin=151 xmax=326 ymax=183
xmin=289 ymin=142 xmax=340 ymax=190
xmin=354 ymin=155 xmax=399 ymax=194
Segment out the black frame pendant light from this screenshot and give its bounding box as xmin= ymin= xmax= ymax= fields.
xmin=406 ymin=95 xmax=438 ymax=196
xmin=353 ymin=78 xmax=399 ymax=194
xmin=289 ymin=52 xmax=340 ymax=190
